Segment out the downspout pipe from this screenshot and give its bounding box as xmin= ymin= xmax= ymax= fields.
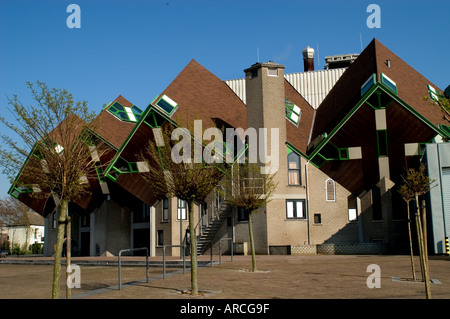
xmin=305 ymin=160 xmax=311 ymax=245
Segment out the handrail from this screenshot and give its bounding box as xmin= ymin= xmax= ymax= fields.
xmin=159 ymin=244 xmax=186 ymax=279
xmin=118 ymin=247 xmax=149 ymax=290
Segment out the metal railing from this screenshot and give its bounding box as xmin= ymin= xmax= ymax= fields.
xmin=161 ymin=245 xmax=186 ymax=279
xmin=118 ymin=247 xmax=149 ymax=290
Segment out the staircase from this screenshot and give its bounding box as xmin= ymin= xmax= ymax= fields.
xmin=196 ymin=204 xmax=231 ymax=255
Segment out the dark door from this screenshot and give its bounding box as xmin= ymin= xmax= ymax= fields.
xmin=133 ymin=228 xmax=150 ymax=256
xmin=80 ymin=232 xmax=90 ymax=256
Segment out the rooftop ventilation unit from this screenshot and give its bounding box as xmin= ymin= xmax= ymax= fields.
xmin=324 ymin=53 xmax=359 ymax=70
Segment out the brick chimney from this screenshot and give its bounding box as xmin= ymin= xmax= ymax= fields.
xmin=302 ymin=46 xmax=315 ymax=72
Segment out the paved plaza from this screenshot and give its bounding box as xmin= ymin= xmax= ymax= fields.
xmin=0 ymin=254 xmax=449 ymax=300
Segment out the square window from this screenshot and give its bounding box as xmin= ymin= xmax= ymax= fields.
xmin=286 ymin=199 xmax=306 ymax=219
xmin=314 ymin=214 xmax=321 ymax=224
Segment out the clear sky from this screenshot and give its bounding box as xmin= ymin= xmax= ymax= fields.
xmin=0 ymin=0 xmax=449 ymax=197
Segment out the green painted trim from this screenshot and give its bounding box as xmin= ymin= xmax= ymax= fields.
xmin=308 ymin=83 xmax=447 ymax=161
xmin=380 ymin=73 xmax=398 ymax=95
xmin=338 ymin=148 xmax=349 ymax=160
xmin=154 ymin=95 xmax=178 ymax=117
xmin=103 ymin=101 xmax=177 ymax=176
xmin=361 ymin=74 xmax=376 ymax=97
xmin=376 ymin=130 xmax=388 ymax=157
xmin=107 ymin=100 xmax=144 ymax=123
xmin=308 ymin=82 xmax=379 ymax=159
xmin=285 ymin=142 xmax=308 ymax=159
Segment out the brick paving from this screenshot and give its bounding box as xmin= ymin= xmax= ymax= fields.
xmin=0 ymin=254 xmax=449 ymax=300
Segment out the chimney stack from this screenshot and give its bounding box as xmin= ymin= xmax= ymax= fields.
xmin=302 ymin=46 xmax=315 ymax=72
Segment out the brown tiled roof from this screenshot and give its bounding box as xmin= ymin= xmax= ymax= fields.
xmin=284 ymin=79 xmax=315 ymax=154
xmin=373 ymin=39 xmax=445 ymax=126
xmin=311 ymin=38 xmax=446 ymax=145
xmin=92 ymin=95 xmax=136 ymax=149
xmin=158 ymin=59 xmax=247 ymax=131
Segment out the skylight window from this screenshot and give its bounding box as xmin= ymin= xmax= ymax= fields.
xmin=380 ymin=73 xmax=397 ymax=94
xmin=285 ymin=98 xmax=301 ymax=126
xmin=361 ymin=74 xmax=376 ymax=96
xmin=107 ymin=101 xmax=143 ymax=123
xmin=427 ymin=84 xmax=439 ymax=101
xmin=155 ymin=95 xmax=178 ymax=117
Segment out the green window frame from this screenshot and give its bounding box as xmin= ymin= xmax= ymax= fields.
xmin=427 ymin=84 xmax=439 ymax=101
xmin=10 ymin=186 xmax=32 ymax=199
xmin=439 ymin=124 xmax=450 ymax=138
xmin=143 ymin=110 xmax=167 ymax=128
xmin=155 ymin=95 xmax=178 ymax=117
xmin=285 ymin=98 xmax=301 ymax=126
xmin=376 ymin=130 xmax=388 ymax=157
xmin=107 ymin=101 xmax=143 ymax=123
xmin=380 ymin=73 xmax=397 ymax=95
xmin=361 ymin=74 xmax=376 ymax=96
xmin=338 ymin=148 xmax=349 ymax=160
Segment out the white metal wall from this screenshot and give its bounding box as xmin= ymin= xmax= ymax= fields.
xmin=442 ymin=168 xmax=450 ymax=237
xmin=225 ymin=68 xmax=346 ymax=109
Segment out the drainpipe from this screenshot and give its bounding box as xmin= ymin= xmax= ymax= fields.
xmin=305 ymin=160 xmax=311 ymax=245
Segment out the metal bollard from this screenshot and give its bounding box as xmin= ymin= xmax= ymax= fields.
xmin=446 ymin=237 xmax=449 ymax=256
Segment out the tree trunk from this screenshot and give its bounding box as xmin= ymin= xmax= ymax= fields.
xmin=66 ymin=215 xmax=71 ymax=299
xmin=415 ymin=194 xmax=431 ymax=299
xmin=421 ymin=199 xmax=431 ymax=299
xmin=406 ymin=203 xmax=416 ymax=281
xmin=188 ymin=200 xmax=198 ymax=296
xmin=247 ymin=210 xmax=256 ymax=272
xmin=52 ymin=198 xmax=68 ymax=299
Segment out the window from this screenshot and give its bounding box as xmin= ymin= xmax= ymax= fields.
xmin=348 ymin=195 xmax=357 ymax=221
xmin=107 ymin=101 xmax=143 ymax=123
xmin=134 ymin=203 xmax=150 ymax=223
xmin=162 ymin=197 xmax=169 ymax=221
xmin=288 ymin=151 xmax=301 ymax=185
xmin=155 ymin=95 xmax=178 ymax=117
xmin=361 ymin=74 xmax=376 ymax=96
xmin=376 ymin=130 xmax=388 ymax=157
xmin=157 ymin=230 xmax=164 ymax=246
xmin=286 ymin=199 xmax=306 ymax=219
xmin=81 ymin=215 xmax=90 ymax=227
xmin=326 ymin=179 xmax=336 ymax=202
xmin=380 ymin=73 xmax=397 ymax=94
xmin=267 ymin=67 xmax=278 ymax=77
xmin=52 ymin=212 xmax=58 ymax=230
xmin=427 ymin=84 xmax=439 ymax=101
xmin=177 ymin=198 xmax=187 ymax=220
xmin=314 ymin=214 xmax=322 ymax=224
xmin=237 ymin=207 xmax=249 ymax=221
xmin=285 ymin=98 xmax=301 ymax=126
xmin=372 ymin=187 xmax=382 ymax=221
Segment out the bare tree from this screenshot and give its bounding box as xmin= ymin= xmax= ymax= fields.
xmin=223 ymin=162 xmax=277 ymax=272
xmin=0 ymin=81 xmax=104 ymax=299
xmin=139 ymin=122 xmax=224 ymax=295
xmin=398 ymin=184 xmax=417 ymax=281
xmin=400 ymin=164 xmax=435 ymax=299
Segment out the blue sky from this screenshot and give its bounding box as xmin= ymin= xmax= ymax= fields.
xmin=0 ymin=0 xmax=449 ymax=197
